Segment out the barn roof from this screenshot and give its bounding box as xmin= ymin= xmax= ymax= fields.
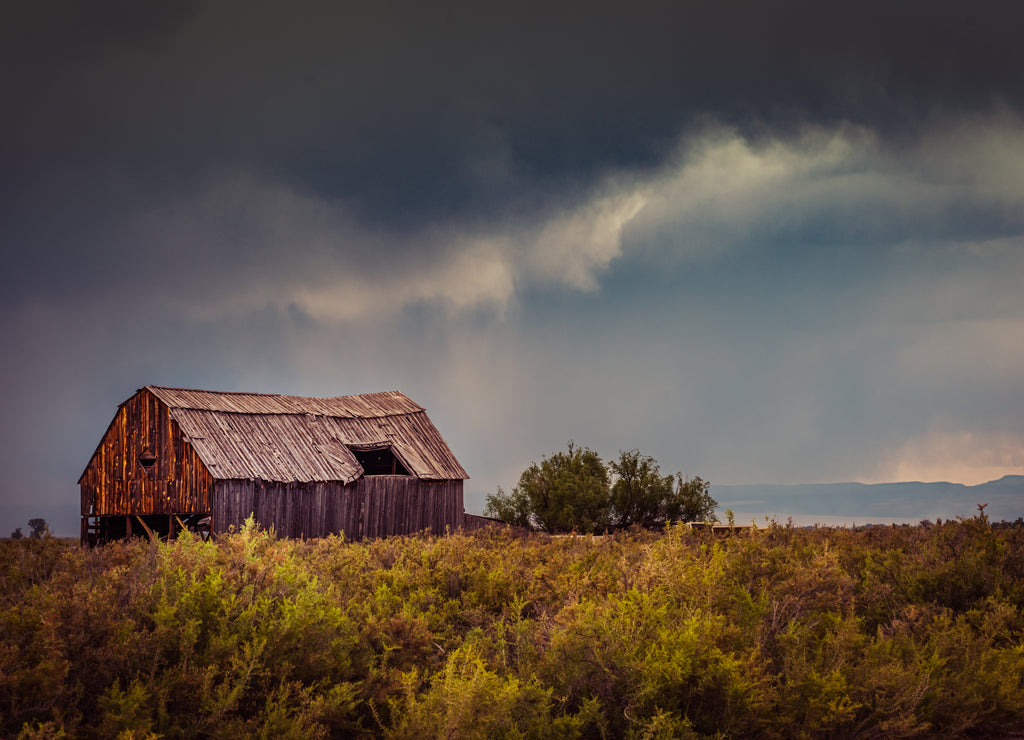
xmin=139 ymin=386 xmax=467 ymax=483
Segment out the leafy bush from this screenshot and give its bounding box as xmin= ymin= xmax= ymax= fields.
xmin=487 ymin=443 xmax=612 ymax=533
xmin=486 ymin=444 xmax=717 ymax=533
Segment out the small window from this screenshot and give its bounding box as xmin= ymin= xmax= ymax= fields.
xmin=351 ymin=446 xmax=409 ymax=476
xmin=139 ymin=448 xmax=157 ymax=470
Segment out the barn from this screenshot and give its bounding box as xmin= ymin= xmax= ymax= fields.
xmin=79 ymin=385 xmax=469 ymax=545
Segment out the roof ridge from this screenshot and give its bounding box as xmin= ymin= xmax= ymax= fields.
xmin=146 ymin=384 xmax=284 ymax=398
xmin=144 ymin=384 xmax=408 ymax=401
xmin=143 ymin=386 xmax=424 ymax=418
xmin=170 ymin=407 xmax=423 ymax=419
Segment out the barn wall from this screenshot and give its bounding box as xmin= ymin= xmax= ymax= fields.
xmin=362 ymin=477 xmax=464 ymax=539
xmin=213 ymin=477 xmax=464 ymax=539
xmin=80 ymin=389 xmax=213 ymax=516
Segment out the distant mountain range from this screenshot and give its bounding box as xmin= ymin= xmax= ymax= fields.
xmin=711 ymin=475 xmax=1024 ymax=525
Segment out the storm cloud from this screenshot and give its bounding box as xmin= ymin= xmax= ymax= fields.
xmin=2 ymin=1 xmax=1023 ymax=534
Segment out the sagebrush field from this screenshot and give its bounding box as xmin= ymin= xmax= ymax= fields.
xmin=3 ymin=515 xmax=1024 ymax=738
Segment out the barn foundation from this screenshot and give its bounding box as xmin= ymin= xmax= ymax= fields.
xmin=81 ymin=513 xmax=212 ymax=547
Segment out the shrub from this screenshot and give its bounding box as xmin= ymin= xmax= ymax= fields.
xmin=487 ymin=443 xmax=612 ymax=534
xmin=2 ymin=514 xmax=1024 ymax=737
xmin=486 ymin=445 xmax=717 ymax=533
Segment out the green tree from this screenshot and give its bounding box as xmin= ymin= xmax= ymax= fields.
xmin=609 ymin=450 xmax=718 ymax=527
xmin=482 ymin=485 xmax=533 ymax=529
xmin=668 ymin=474 xmax=717 ymax=523
xmin=609 ymin=449 xmax=676 ymax=528
xmin=485 ymin=442 xmax=611 ymax=534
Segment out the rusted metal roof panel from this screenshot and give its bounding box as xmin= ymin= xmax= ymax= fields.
xmin=136 ymin=386 xmax=467 ymax=483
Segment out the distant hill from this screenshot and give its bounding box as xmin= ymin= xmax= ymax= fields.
xmin=711 ymin=475 xmax=1024 ymax=525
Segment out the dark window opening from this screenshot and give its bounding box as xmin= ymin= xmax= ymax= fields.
xmin=351 ymin=447 xmax=409 ymax=476
xmin=139 ymin=448 xmax=157 ymax=470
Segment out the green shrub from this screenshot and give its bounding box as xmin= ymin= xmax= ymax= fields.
xmin=2 ymin=515 xmax=1023 ymax=737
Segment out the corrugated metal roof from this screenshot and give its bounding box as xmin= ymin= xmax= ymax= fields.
xmin=142 ymin=386 xmax=468 ymax=483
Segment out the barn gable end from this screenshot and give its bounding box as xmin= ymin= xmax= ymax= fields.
xmin=79 ymin=388 xmax=214 ymax=520
xmin=80 ymin=386 xmax=468 ymax=545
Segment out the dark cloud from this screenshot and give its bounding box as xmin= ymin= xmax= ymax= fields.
xmin=5 ymin=1 xmax=1023 ymax=224
xmin=3 ymin=2 xmax=1024 ymax=534
xmin=4 ymin=3 xmax=1022 ymax=310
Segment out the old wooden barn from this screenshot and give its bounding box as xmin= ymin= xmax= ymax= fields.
xmin=79 ymin=385 xmax=469 ymax=545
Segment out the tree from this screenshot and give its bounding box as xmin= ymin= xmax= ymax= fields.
xmin=486 ymin=444 xmax=715 ymax=533
xmin=483 ymin=485 xmax=533 ymax=529
xmin=28 ymin=518 xmax=49 ymax=539
xmin=666 ymin=475 xmax=717 ymax=523
xmin=485 ymin=442 xmax=611 ymax=534
xmin=609 ymin=450 xmax=718 ymax=527
xmin=609 ymin=449 xmax=676 ymax=528
xmin=9 ymin=527 xmax=23 ymax=539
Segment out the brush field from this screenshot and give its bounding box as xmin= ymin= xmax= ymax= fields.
xmin=2 ymin=515 xmax=1024 ymax=738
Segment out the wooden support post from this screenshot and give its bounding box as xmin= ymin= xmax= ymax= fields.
xmin=135 ymin=515 xmax=156 ymax=541
xmin=168 ymin=515 xmax=175 ymax=540
xmin=175 ymin=515 xmax=188 ymax=533
xmin=126 ymin=515 xmax=132 ymax=538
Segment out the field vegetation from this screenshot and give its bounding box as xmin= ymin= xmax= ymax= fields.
xmin=2 ymin=512 xmax=1024 ymax=738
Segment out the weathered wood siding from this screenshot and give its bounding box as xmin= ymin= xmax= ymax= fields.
xmin=212 ymin=477 xmax=464 ymax=539
xmin=80 ymin=389 xmax=213 ymax=516
xmin=360 ymin=478 xmax=464 ymax=539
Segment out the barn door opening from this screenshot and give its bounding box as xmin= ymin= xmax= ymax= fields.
xmin=349 ymin=445 xmax=410 ymax=476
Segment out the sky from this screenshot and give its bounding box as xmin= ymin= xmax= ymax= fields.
xmin=3 ymin=1 xmax=1024 ymax=536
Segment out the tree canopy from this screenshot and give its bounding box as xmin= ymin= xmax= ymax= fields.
xmin=485 ymin=444 xmax=716 ymax=533
xmin=485 ymin=443 xmax=611 ymax=534
xmin=28 ymin=519 xmax=49 ymax=539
